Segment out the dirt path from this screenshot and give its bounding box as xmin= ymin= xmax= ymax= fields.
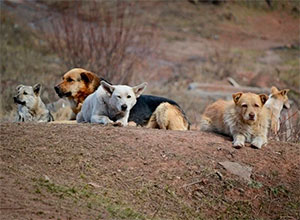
xmin=1 ymin=123 xmax=299 ymax=219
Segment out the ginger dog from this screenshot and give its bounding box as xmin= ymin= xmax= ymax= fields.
xmin=146 ymin=102 xmax=190 ymax=130
xmin=200 ymin=92 xmax=269 ymax=149
xmin=54 ymin=68 xmax=102 ymax=116
xmin=265 ymin=86 xmax=290 ymax=134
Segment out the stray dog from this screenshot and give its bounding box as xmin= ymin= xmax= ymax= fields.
xmin=54 ymin=68 xmax=102 ymax=117
xmin=200 ymin=92 xmax=269 ymax=149
xmin=14 ymin=84 xmax=53 ymax=122
xmin=146 ymin=102 xmax=190 ymax=130
xmin=55 ymin=68 xmax=190 ymax=129
xmin=265 ymin=86 xmax=290 ymax=134
xmin=77 ymin=81 xmax=147 ymax=126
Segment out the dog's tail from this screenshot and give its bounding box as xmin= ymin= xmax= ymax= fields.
xmin=147 ymin=102 xmax=190 ymax=131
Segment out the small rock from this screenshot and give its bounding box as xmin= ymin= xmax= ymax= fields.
xmin=218 ymin=161 xmax=252 ymax=183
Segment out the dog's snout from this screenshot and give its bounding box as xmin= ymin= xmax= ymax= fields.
xmin=13 ymin=96 xmax=18 ymax=103
xmin=54 ymin=85 xmax=59 ymax=93
xmin=121 ymin=104 xmax=127 ymax=111
xmin=249 ymin=112 xmax=255 ymax=119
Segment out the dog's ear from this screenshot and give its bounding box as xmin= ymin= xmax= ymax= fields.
xmin=80 ymin=71 xmax=95 ymax=84
xmin=133 ymin=82 xmax=148 ymax=98
xmin=33 ymin=84 xmax=41 ymax=96
xmin=271 ymin=86 xmax=279 ymax=94
xmin=101 ymin=81 xmax=114 ymax=96
xmin=16 ymin=85 xmax=24 ymax=91
xmin=280 ymin=89 xmax=289 ymax=96
xmin=232 ymin=92 xmax=243 ymax=104
xmin=259 ymin=94 xmax=268 ymax=105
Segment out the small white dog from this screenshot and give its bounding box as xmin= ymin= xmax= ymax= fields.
xmin=14 ymin=84 xmax=53 ymax=122
xmin=76 ymin=81 xmax=147 ymax=126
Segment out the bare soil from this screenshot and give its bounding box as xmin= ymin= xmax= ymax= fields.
xmin=1 ymin=123 xmax=299 ymax=220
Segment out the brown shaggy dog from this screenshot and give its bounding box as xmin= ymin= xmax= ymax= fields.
xmin=200 ymin=92 xmax=269 ymax=149
xmin=54 ymin=68 xmax=102 ymax=116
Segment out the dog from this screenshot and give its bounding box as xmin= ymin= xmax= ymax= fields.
xmin=146 ymin=102 xmax=190 ymax=130
xmin=55 ymin=68 xmax=189 ymax=129
xmin=200 ymin=92 xmax=269 ymax=149
xmin=14 ymin=84 xmax=53 ymax=122
xmin=265 ymin=86 xmax=290 ymax=134
xmin=77 ymin=81 xmax=147 ymax=126
xmin=54 ymin=68 xmax=102 ymax=117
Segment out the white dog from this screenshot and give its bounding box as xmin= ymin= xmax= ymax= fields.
xmin=76 ymin=81 xmax=147 ymax=126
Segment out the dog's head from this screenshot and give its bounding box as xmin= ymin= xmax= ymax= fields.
xmin=54 ymin=68 xmax=100 ymax=100
xmin=232 ymin=92 xmax=268 ymax=124
xmin=101 ymin=81 xmax=147 ymax=113
xmin=14 ymin=84 xmax=41 ymax=110
xmin=270 ymin=86 xmax=290 ymax=109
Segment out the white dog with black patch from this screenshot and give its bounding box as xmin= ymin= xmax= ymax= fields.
xmin=76 ymin=81 xmax=147 ymax=126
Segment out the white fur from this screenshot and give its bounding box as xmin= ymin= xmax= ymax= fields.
xmin=76 ymin=81 xmax=147 ymax=126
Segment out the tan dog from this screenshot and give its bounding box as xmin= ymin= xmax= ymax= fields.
xmin=265 ymin=86 xmax=290 ymax=134
xmin=200 ymin=92 xmax=269 ymax=149
xmin=14 ymin=84 xmax=53 ymax=122
xmin=146 ymin=102 xmax=190 ymax=130
xmin=54 ymin=68 xmax=102 ymax=116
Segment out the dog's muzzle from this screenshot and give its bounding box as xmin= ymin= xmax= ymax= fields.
xmin=121 ymin=104 xmax=127 ymax=111
xmin=13 ymin=96 xmax=26 ymax=105
xmin=54 ymin=86 xmax=71 ymax=98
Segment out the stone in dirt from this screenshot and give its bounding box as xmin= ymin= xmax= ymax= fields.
xmin=218 ymin=161 xmax=253 ymax=183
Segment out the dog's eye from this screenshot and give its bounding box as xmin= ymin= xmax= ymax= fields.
xmin=67 ymin=78 xmax=74 ymax=82
xmin=254 ymin=104 xmax=260 ymax=108
xmin=127 ymin=95 xmax=131 ymax=99
xmin=117 ymin=96 xmax=121 ymax=99
xmin=23 ymin=92 xmax=27 ymax=95
xmin=242 ymin=104 xmax=247 ymax=108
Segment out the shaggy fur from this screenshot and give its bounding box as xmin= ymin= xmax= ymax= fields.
xmin=146 ymin=102 xmax=190 ymax=130
xmin=200 ymin=92 xmax=269 ymax=149
xmin=14 ymin=84 xmax=53 ymax=122
xmin=265 ymin=86 xmax=290 ymax=134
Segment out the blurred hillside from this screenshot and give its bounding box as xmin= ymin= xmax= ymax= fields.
xmin=1 ymin=0 xmax=299 ymax=131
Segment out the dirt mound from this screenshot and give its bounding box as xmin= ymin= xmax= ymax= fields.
xmin=1 ymin=123 xmax=299 ymax=219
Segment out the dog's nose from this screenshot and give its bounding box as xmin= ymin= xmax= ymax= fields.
xmin=121 ymin=104 xmax=127 ymax=111
xmin=13 ymin=96 xmax=17 ymax=103
xmin=249 ymin=112 xmax=255 ymax=119
xmin=54 ymin=85 xmax=59 ymax=93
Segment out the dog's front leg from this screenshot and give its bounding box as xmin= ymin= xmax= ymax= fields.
xmin=91 ymin=115 xmax=113 ymax=125
xmin=115 ymin=112 xmax=129 ymax=126
xmin=251 ymin=136 xmax=267 ymax=149
xmin=233 ymin=134 xmax=245 ymax=149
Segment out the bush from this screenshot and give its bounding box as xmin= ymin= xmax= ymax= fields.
xmin=39 ymin=1 xmax=157 ymax=84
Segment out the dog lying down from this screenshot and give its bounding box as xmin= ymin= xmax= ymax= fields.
xmin=200 ymin=92 xmax=269 ymax=149
xmin=265 ymin=86 xmax=290 ymax=135
xmin=55 ymin=68 xmax=190 ymax=130
xmin=77 ymin=81 xmax=147 ymax=126
xmin=14 ymin=84 xmax=53 ymax=122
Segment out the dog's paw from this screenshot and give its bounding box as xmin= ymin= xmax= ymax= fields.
xmin=233 ymin=140 xmax=244 ymax=149
xmin=233 ymin=142 xmax=244 ymax=149
xmin=112 ymin=122 xmax=123 ymax=127
xmin=251 ymin=138 xmax=266 ymax=149
xmin=128 ymin=121 xmax=137 ymax=127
